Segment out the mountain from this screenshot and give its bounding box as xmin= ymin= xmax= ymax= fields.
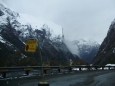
xmin=64 ymin=39 xmax=100 ymax=63
xmin=92 ymin=19 xmax=115 ymax=65
xmin=0 ymin=1 xmax=80 ymax=66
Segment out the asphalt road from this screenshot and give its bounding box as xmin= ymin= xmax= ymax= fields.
xmin=0 ymin=70 xmax=115 ymax=86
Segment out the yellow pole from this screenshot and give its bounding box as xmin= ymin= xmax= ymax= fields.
xmin=37 ymin=39 xmax=44 ymax=82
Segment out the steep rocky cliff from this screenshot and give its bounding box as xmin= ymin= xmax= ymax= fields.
xmin=93 ymin=19 xmax=115 ymax=65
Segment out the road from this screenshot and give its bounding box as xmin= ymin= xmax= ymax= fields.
xmin=0 ymin=70 xmax=115 ymax=86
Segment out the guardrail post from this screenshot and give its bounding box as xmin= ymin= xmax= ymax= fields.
xmin=108 ymin=66 xmax=110 ymax=70
xmin=79 ymin=67 xmax=81 ymax=71
xmin=2 ymin=72 xmax=6 ymax=78
xmin=95 ymin=67 xmax=98 ymax=70
xmin=69 ymin=68 xmax=72 ymax=72
xmin=88 ymin=67 xmax=90 ymax=71
xmin=25 ymin=70 xmax=29 ymax=75
xmin=44 ymin=70 xmax=47 ymax=74
xmin=58 ymin=69 xmax=60 ymax=73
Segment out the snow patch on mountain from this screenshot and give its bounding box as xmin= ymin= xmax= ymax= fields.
xmin=0 ymin=0 xmax=10 ymax=9
xmin=17 ymin=14 xmax=44 ymax=30
xmin=72 ymin=39 xmax=99 ymax=52
xmin=0 ymin=35 xmax=14 ymax=47
xmin=0 ymin=35 xmax=6 ymax=43
xmin=74 ymin=39 xmax=99 ymax=46
xmin=17 ymin=14 xmax=63 ymax=39
xmin=105 ymin=64 xmax=115 ymax=66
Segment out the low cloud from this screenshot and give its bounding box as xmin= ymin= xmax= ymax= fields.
xmin=64 ymin=39 xmax=80 ymax=57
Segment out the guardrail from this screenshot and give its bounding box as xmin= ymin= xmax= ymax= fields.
xmin=0 ymin=65 xmax=115 ymax=78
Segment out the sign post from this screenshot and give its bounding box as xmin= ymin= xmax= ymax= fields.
xmin=25 ymin=38 xmax=49 ymax=86
xmin=37 ymin=39 xmax=49 ymax=86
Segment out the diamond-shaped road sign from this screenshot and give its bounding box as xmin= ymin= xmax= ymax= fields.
xmin=25 ymin=39 xmax=37 ymax=52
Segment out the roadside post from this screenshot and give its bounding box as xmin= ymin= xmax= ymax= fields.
xmin=25 ymin=38 xmax=49 ymax=86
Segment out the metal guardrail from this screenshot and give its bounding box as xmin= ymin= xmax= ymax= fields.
xmin=0 ymin=65 xmax=115 ymax=78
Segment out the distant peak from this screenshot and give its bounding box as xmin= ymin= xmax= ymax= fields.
xmin=79 ymin=39 xmax=86 ymax=42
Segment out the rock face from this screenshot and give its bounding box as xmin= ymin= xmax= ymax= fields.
xmin=65 ymin=39 xmax=100 ymax=63
xmin=92 ymin=19 xmax=115 ymax=65
xmin=0 ymin=2 xmax=79 ymax=66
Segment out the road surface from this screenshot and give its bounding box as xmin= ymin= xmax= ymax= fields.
xmin=0 ymin=70 xmax=115 ymax=86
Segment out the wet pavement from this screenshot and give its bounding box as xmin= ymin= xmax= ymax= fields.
xmin=0 ymin=70 xmax=115 ymax=86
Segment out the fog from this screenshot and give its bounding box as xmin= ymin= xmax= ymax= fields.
xmin=64 ymin=40 xmax=79 ymax=56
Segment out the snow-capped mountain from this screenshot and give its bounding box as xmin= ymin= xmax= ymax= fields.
xmin=93 ymin=19 xmax=115 ymax=65
xmin=64 ymin=39 xmax=100 ymax=63
xmin=0 ymin=1 xmax=79 ymax=66
xmin=0 ymin=1 xmax=63 ymax=43
xmin=0 ymin=1 xmax=63 ymax=41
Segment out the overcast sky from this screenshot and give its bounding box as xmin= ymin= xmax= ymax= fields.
xmin=2 ymin=0 xmax=115 ymax=43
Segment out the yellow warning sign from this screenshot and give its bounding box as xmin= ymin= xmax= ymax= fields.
xmin=25 ymin=39 xmax=37 ymax=52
